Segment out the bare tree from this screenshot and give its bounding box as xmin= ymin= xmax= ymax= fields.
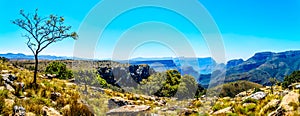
xmin=12 ymin=9 xmax=78 ymax=85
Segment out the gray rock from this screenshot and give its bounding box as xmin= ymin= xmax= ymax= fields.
xmin=4 ymin=83 xmax=15 ymax=92
xmin=179 ymin=108 xmax=198 ymax=115
xmin=236 ymin=91 xmax=247 ymax=97
xmin=260 ymin=99 xmax=280 ymax=114
xmin=42 ymin=106 xmax=61 ymax=116
xmin=14 ymin=82 xmax=25 ymax=92
xmin=282 ymin=90 xmax=289 ymax=96
xmin=280 ymin=91 xmax=299 ymax=112
xmin=8 ymin=74 xmax=17 ymax=81
xmin=108 ymin=97 xmax=133 ymax=109
xmin=46 ymin=74 xmax=57 ymax=79
xmin=13 ymin=105 xmax=26 ymax=116
xmin=0 ymin=70 xmax=9 ymax=74
xmin=247 ymin=91 xmax=267 ymax=100
xmin=295 ymin=84 xmax=300 ymax=89
xmin=213 ymin=107 xmax=232 ymax=115
xmin=268 ymin=106 xmax=284 ymax=116
xmin=106 ymin=105 xmax=150 ymax=116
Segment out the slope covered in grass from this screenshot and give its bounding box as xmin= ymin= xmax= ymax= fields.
xmin=209 ymin=80 xmax=263 ymax=97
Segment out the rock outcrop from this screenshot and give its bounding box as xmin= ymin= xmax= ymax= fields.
xmin=213 ymin=107 xmax=232 ymax=115
xmin=246 ymin=91 xmax=267 ymax=100
xmin=13 ymin=105 xmax=26 ymax=116
xmin=280 ymin=91 xmax=299 ymax=113
xmin=97 ymin=65 xmax=154 ymax=87
xmin=42 ymin=106 xmax=61 ymax=116
xmin=106 ymin=105 xmax=150 ymax=116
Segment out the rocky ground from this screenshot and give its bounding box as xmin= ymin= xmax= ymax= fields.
xmin=0 ymin=61 xmax=300 ymax=116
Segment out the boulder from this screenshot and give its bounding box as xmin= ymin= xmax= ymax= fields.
xmin=268 ymin=106 xmax=284 ymax=116
xmin=242 ymin=103 xmax=256 ymax=107
xmin=0 ymin=73 xmax=10 ymax=78
xmin=4 ymin=83 xmax=15 ymax=92
xmin=108 ymin=97 xmax=134 ymax=109
xmin=3 ymin=77 xmax=13 ymax=85
xmin=68 ymin=78 xmax=75 ymax=82
xmin=295 ymin=84 xmax=300 ymax=89
xmin=236 ymin=91 xmax=247 ymax=97
xmin=42 ymin=106 xmax=61 ymax=116
xmin=154 ymin=100 xmax=166 ymax=106
xmin=13 ymin=105 xmax=26 ymax=116
xmin=280 ymin=91 xmax=299 ymax=112
xmin=106 ymin=105 xmax=150 ymax=116
xmin=61 ymin=104 xmax=71 ymax=114
xmin=260 ymin=99 xmax=280 ymax=114
xmin=46 ymin=74 xmax=57 ymax=79
xmin=213 ymin=107 xmax=232 ymax=115
xmin=247 ymin=91 xmax=267 ymax=100
xmin=282 ymin=90 xmax=289 ymax=96
xmin=0 ymin=70 xmax=9 ymax=74
xmin=8 ymin=74 xmax=17 ymax=81
xmin=179 ymin=108 xmax=198 ymax=115
xmin=14 ymin=82 xmax=25 ymax=92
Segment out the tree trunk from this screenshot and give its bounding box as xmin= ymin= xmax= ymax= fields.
xmin=33 ymin=54 xmax=38 ymax=84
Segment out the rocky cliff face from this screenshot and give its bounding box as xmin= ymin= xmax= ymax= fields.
xmin=199 ymin=50 xmax=300 ymax=87
xmin=97 ymin=65 xmax=155 ymax=87
xmin=226 ymin=59 xmax=244 ymax=69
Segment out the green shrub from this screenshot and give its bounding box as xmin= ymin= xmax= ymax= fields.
xmin=96 ymin=75 xmax=108 ymax=88
xmin=243 ymin=98 xmax=258 ymax=104
xmin=0 ymin=57 xmax=9 ymax=62
xmin=212 ymin=103 xmax=223 ymax=112
xmin=0 ymin=89 xmax=9 ymax=98
xmin=208 ymin=81 xmax=263 ymax=98
xmin=282 ymin=70 xmax=300 ymax=88
xmin=45 ymin=61 xmax=73 ymax=79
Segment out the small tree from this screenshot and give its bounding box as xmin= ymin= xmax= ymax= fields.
xmin=12 ymin=9 xmax=78 ymax=85
xmin=45 ymin=61 xmax=73 ymax=79
xmin=269 ymin=77 xmax=277 ymax=94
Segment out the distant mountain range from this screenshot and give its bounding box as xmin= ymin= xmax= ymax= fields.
xmin=0 ymin=53 xmax=71 ymax=60
xmin=199 ymin=50 xmax=300 ymax=88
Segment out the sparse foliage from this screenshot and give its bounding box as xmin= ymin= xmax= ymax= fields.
xmin=269 ymin=77 xmax=277 ymax=94
xmin=12 ymin=9 xmax=78 ymax=84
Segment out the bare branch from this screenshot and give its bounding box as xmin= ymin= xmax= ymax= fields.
xmin=13 ymin=9 xmax=77 ymax=55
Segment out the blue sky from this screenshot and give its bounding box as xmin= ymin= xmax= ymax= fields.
xmin=0 ymin=0 xmax=299 ymax=61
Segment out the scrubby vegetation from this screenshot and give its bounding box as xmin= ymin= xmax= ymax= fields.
xmin=45 ymin=61 xmax=73 ymax=79
xmin=138 ymin=70 xmax=205 ymax=99
xmin=208 ymin=80 xmax=263 ymax=97
xmin=0 ymin=57 xmax=9 ymax=62
xmin=282 ymin=70 xmax=300 ymax=88
xmin=1 ymin=59 xmax=300 ymax=115
xmin=0 ymin=60 xmax=94 ymax=115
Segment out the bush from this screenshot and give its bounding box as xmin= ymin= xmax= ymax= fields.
xmin=138 ymin=70 xmax=205 ymax=99
xmin=45 ymin=61 xmax=73 ymax=79
xmin=243 ymin=98 xmax=258 ymax=104
xmin=212 ymin=103 xmax=223 ymax=112
xmin=282 ymin=70 xmax=300 ymax=88
xmin=0 ymin=57 xmax=9 ymax=62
